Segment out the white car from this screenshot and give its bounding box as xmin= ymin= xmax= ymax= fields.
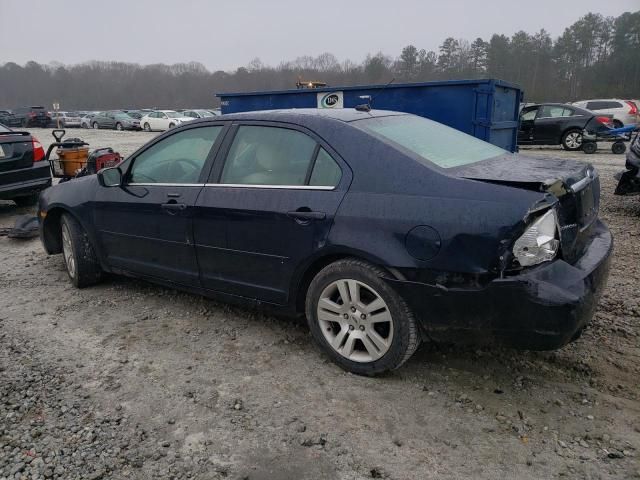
xmin=140 ymin=110 xmax=193 ymax=132
xmin=181 ymin=109 xmax=218 ymax=119
xmin=572 ymin=99 xmax=639 ymax=128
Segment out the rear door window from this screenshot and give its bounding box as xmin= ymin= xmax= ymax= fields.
xmin=537 ymin=106 xmax=572 ymax=118
xmin=220 ymin=126 xmax=317 ymax=186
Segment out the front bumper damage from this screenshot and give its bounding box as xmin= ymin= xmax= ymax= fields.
xmin=385 ymin=220 xmax=613 ymax=350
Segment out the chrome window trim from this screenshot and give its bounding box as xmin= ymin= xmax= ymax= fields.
xmin=126 ymin=183 xmax=206 ymax=187
xmin=204 ymin=183 xmax=336 ymax=191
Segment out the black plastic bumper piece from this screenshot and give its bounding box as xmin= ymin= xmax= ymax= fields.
xmin=385 ymin=220 xmax=613 ymax=350
xmin=0 ymin=161 xmax=52 ymax=200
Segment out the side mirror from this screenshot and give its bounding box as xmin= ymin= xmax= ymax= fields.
xmin=98 ymin=167 xmax=122 ymax=187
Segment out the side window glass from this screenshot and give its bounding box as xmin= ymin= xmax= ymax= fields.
xmin=220 ymin=126 xmax=316 ymax=186
xmin=520 ymin=109 xmax=537 ymax=121
xmin=309 ymin=148 xmax=342 ymax=187
xmin=129 ymin=126 xmax=222 ymax=184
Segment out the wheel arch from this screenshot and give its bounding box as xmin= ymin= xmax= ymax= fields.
xmin=41 ymin=206 xmax=93 ymax=255
xmin=291 ymin=247 xmax=402 ymax=314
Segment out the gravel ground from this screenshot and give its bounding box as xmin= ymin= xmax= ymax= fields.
xmin=1 ymin=129 xmax=639 ymax=480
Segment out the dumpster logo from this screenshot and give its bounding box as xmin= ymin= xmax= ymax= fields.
xmin=317 ymin=91 xmax=344 ymax=109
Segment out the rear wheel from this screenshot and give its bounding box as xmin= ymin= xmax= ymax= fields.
xmin=60 ymin=214 xmax=102 ymax=288
xmin=305 ymin=258 xmax=420 ymax=375
xmin=562 ymin=129 xmax=583 ymax=151
xmin=115 ymin=122 xmax=123 ymax=131
xmin=612 ymin=141 xmax=626 ymax=154
xmin=92 ymin=122 xmax=99 ymax=129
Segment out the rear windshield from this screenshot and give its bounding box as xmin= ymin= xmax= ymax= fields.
xmin=354 ymin=114 xmax=507 ymax=169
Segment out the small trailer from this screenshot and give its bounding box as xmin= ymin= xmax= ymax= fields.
xmin=217 ymin=79 xmax=523 ymax=152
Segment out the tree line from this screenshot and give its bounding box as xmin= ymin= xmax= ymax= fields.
xmin=0 ymin=10 xmax=638 ymax=110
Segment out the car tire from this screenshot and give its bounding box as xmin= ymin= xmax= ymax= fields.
xmin=115 ymin=122 xmax=123 ymax=131
xmin=92 ymin=122 xmax=99 ymax=129
xmin=562 ymin=129 xmax=583 ymax=151
xmin=21 ymin=118 xmax=29 ymax=128
xmin=612 ymin=142 xmax=626 ymax=155
xmin=305 ymin=258 xmax=420 ymax=376
xmin=60 ymin=213 xmax=102 ymax=289
xmin=582 ymin=142 xmax=597 ymax=154
xmin=143 ymin=123 xmax=151 ymax=132
xmin=613 ymin=120 xmax=623 ymax=129
xmin=168 ymin=123 xmax=175 ymax=129
xmin=13 ymin=194 xmax=39 ymax=207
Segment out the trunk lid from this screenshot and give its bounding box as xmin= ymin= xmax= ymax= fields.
xmin=0 ymin=131 xmax=34 ymax=172
xmin=454 ymin=153 xmax=600 ymax=264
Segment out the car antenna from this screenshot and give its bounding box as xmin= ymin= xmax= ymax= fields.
xmin=354 ymin=77 xmax=395 ymax=112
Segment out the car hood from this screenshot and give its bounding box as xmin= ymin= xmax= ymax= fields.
xmin=452 ymin=153 xmax=592 ymax=195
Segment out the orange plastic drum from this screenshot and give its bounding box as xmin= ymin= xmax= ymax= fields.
xmin=57 ymin=147 xmax=89 ymax=176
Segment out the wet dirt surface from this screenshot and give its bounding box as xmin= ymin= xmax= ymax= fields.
xmin=1 ymin=129 xmax=639 ymax=479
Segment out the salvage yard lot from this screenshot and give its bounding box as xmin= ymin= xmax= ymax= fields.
xmin=1 ymin=129 xmax=639 ymax=479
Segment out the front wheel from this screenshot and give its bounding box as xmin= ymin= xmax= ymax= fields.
xmin=168 ymin=123 xmax=175 ymax=129
xmin=562 ymin=129 xmax=583 ymax=151
xmin=143 ymin=122 xmax=151 ymax=132
xmin=92 ymin=122 xmax=99 ymax=129
xmin=60 ymin=214 xmax=102 ymax=288
xmin=115 ymin=122 xmax=123 ymax=131
xmin=305 ymin=259 xmax=420 ymax=375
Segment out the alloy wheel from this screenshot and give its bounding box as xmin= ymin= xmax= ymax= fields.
xmin=317 ymin=279 xmax=394 ymax=363
xmin=61 ymin=222 xmax=76 ymax=278
xmin=565 ymin=132 xmax=582 ymax=149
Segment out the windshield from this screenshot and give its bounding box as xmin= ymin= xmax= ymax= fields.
xmin=355 ymin=114 xmax=508 ymax=169
xmin=196 ymin=110 xmax=214 ymax=117
xmin=114 ymin=113 xmax=133 ymax=119
xmin=166 ymin=111 xmax=182 ymax=118
xmin=0 ymin=124 xmax=10 ymax=133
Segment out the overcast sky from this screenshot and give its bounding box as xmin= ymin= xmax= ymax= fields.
xmin=1 ymin=0 xmax=637 ymax=70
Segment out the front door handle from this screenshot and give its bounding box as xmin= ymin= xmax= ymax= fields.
xmin=161 ymin=202 xmax=187 ymax=212
xmin=286 ymin=210 xmax=326 ymax=221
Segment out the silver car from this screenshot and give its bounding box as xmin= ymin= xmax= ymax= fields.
xmin=572 ymin=99 xmax=639 ymax=127
xmin=50 ymin=111 xmax=82 ymax=128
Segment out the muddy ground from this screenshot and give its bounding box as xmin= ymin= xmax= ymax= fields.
xmin=1 ymin=128 xmax=639 ymax=480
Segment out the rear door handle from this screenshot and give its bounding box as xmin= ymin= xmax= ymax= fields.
xmin=287 ymin=210 xmax=326 ymax=221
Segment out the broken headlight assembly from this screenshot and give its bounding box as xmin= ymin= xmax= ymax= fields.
xmin=512 ymin=209 xmax=560 ymax=267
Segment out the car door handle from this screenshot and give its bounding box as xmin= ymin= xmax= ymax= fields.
xmin=161 ymin=202 xmax=187 ymax=211
xmin=287 ymin=210 xmax=326 ymax=221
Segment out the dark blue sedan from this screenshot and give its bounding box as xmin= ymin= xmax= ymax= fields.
xmin=38 ymin=109 xmax=613 ymax=375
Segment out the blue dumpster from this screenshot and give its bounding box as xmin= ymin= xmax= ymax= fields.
xmin=217 ymin=79 xmax=523 ymax=152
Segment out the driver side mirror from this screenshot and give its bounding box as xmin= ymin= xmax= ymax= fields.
xmin=98 ymin=167 xmax=122 ymax=187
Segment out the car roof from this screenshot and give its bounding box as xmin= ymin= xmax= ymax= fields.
xmin=212 ymin=108 xmax=407 ymax=123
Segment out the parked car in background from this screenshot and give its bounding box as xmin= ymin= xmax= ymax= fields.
xmin=11 ymin=106 xmax=51 ymax=127
xmin=38 ymin=109 xmax=612 ymax=375
xmin=124 ymin=110 xmax=144 ymax=119
xmin=572 ymin=99 xmax=639 ymax=128
xmin=0 ymin=123 xmax=50 ymax=206
xmin=139 ymin=110 xmax=193 ymax=131
xmin=518 ymin=103 xmax=612 ymax=150
xmin=181 ymin=109 xmax=217 ymax=119
xmin=0 ymin=110 xmax=21 ymax=127
xmin=80 ymin=113 xmax=98 ymax=129
xmin=49 ymin=111 xmax=82 ymax=128
xmin=91 ymin=111 xmax=141 ymax=131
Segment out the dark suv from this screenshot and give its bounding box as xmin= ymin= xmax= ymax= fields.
xmin=0 ymin=124 xmax=51 ymax=206
xmin=12 ymin=106 xmax=52 ymax=128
